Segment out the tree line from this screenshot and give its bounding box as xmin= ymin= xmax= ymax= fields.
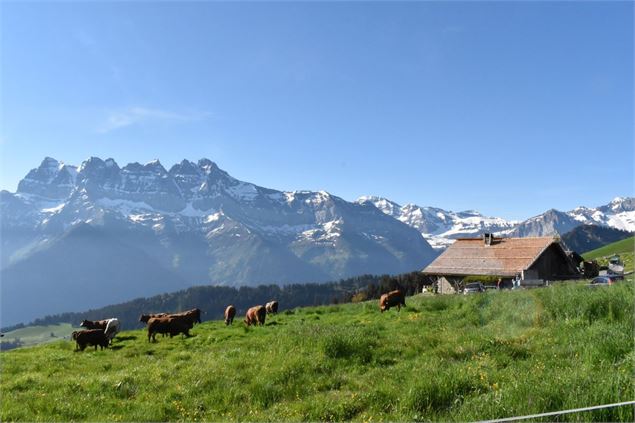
xmin=2 ymin=272 xmax=434 ymax=332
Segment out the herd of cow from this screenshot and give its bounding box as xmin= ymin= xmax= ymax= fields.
xmin=71 ymin=318 xmax=120 ymax=351
xmin=69 ymin=291 xmax=404 ymax=352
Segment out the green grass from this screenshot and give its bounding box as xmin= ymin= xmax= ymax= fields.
xmin=2 ymin=282 xmax=634 ymax=422
xmin=583 ymin=236 xmax=634 ymax=273
xmin=1 ymin=323 xmax=75 ymax=348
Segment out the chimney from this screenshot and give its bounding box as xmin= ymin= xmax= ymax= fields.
xmin=483 ymin=233 xmax=493 ymax=246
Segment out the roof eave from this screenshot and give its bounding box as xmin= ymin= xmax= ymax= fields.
xmin=422 ymin=270 xmax=518 ymax=277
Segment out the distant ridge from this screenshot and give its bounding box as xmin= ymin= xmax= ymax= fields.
xmin=561 ymin=225 xmax=633 ymax=254
xmin=360 ymin=196 xmax=635 ymax=249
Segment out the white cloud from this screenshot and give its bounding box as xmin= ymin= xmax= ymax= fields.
xmin=97 ymin=107 xmax=212 ymax=133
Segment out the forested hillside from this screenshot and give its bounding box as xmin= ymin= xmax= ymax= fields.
xmin=5 ymin=272 xmax=432 ymax=332
xmin=562 ymin=225 xmax=633 ymax=254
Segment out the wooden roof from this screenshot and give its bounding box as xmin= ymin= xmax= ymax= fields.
xmin=422 ymin=237 xmax=563 ymax=277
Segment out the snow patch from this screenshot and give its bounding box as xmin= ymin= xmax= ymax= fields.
xmin=95 ymin=198 xmax=157 ymax=216
xmin=42 ymin=203 xmax=66 ymax=213
xmin=266 ymin=192 xmax=285 ymax=202
xmin=179 ymin=202 xmax=211 ymax=217
xmin=226 ymin=182 xmax=259 ymax=201
xmin=204 ymin=212 xmax=223 ymax=223
xmin=606 ymin=211 xmax=635 ymax=232
xmin=128 ymin=214 xmax=153 ymax=223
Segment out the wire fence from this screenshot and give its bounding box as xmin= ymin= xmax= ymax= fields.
xmin=478 ymin=400 xmax=635 ymax=423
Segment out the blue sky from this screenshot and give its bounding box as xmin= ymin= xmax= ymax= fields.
xmin=1 ymin=1 xmax=632 ymax=220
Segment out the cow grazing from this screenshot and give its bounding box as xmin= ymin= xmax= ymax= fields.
xmin=265 ymin=301 xmax=279 ymax=315
xmin=170 ymin=308 xmax=202 ymax=326
xmin=244 ymin=305 xmax=266 ymax=326
xmin=147 ymin=317 xmax=192 ymax=342
xmin=80 ymin=319 xmax=108 ymax=330
xmin=380 ymin=290 xmax=406 ymax=312
xmin=104 ymin=318 xmax=120 ymax=344
xmin=147 ymin=317 xmax=170 ymax=342
xmin=71 ymin=329 xmax=109 ymax=351
xmin=140 ymin=309 xmax=201 ymax=327
xmin=139 ymin=313 xmax=168 ymax=324
xmin=225 ymin=305 xmax=236 ymax=325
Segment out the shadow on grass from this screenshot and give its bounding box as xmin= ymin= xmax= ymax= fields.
xmin=116 ymin=335 xmax=138 ymax=341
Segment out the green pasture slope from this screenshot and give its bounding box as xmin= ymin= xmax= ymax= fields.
xmin=2 ymin=282 xmax=633 ymax=422
xmin=1 ymin=324 xmax=75 ymax=348
xmin=583 ymin=236 xmax=634 ymax=273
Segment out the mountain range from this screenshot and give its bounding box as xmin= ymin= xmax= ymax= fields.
xmin=359 ymin=196 xmax=635 ymax=249
xmin=1 ymin=156 xmax=633 ymax=326
xmin=1 ymin=157 xmax=434 ymax=325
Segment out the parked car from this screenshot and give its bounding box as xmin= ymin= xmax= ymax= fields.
xmin=588 ymin=276 xmax=618 ymax=287
xmin=464 ymin=282 xmax=485 ymax=294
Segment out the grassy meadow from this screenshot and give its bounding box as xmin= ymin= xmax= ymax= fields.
xmin=583 ymin=236 xmax=634 ymax=273
xmin=1 ymin=323 xmax=75 ymax=349
xmin=2 ymin=280 xmax=634 ymax=422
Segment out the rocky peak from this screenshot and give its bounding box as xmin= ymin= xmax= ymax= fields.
xmin=169 ymin=159 xmax=200 ymax=176
xmin=121 ymin=160 xmax=167 ymax=175
xmin=196 ymin=158 xmax=235 ymax=189
xmin=41 ymin=156 xmax=60 ymax=170
xmin=197 ymin=158 xmax=218 ymax=173
xmin=79 ymin=156 xmax=106 ymax=172
xmin=22 ymin=157 xmax=61 ymax=182
xmin=144 ymin=159 xmax=167 ymax=174
xmin=601 ymin=197 xmax=635 ymax=213
xmin=17 ymin=157 xmax=75 ymax=198
xmin=104 ymin=158 xmax=118 ymax=168
xmin=169 ymin=160 xmax=205 ymax=195
xmin=78 ymin=157 xmax=121 ymax=189
xmin=357 ymin=196 xmax=402 ymax=218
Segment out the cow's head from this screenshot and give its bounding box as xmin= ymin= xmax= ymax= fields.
xmin=80 ymin=320 xmax=89 ymax=328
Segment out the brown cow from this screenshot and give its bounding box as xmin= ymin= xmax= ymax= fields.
xmin=72 ymin=329 xmax=109 ymax=351
xmin=140 ymin=309 xmax=201 ymax=326
xmin=169 ymin=308 xmax=202 ymax=326
xmin=244 ymin=305 xmax=266 ymax=326
xmin=380 ymin=290 xmax=406 ymax=312
xmin=80 ymin=319 xmax=108 ymax=330
xmin=147 ymin=317 xmax=170 ymax=342
xmin=139 ymin=313 xmax=168 ymax=324
xmin=225 ymin=305 xmax=236 ymax=325
xmin=265 ymin=301 xmax=279 ymax=315
xmin=147 ymin=317 xmax=193 ymax=342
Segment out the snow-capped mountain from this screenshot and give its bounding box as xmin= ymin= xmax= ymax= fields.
xmin=509 ymin=197 xmax=635 ymax=237
xmin=2 ymin=156 xmax=632 ymax=326
xmin=358 ymin=196 xmax=519 ymax=249
xmin=1 ymin=157 xmax=436 ymax=325
xmin=359 ymin=196 xmax=635 ymax=249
